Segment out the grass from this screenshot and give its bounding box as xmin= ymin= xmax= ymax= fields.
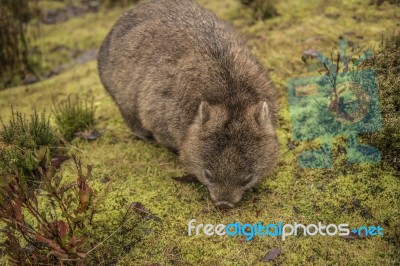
xmin=52 ymin=94 xmax=95 ymax=141
xmin=0 ymin=109 xmax=58 ymax=181
xmin=0 ymin=0 xmax=400 ymax=264
xmin=0 ymin=109 xmax=57 ymax=150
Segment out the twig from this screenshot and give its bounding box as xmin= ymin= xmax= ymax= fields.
xmin=60 ymin=203 xmax=141 ymax=261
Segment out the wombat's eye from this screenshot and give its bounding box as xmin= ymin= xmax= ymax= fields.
xmin=242 ymin=175 xmax=253 ymax=186
xmin=204 ymin=169 xmax=215 ymax=184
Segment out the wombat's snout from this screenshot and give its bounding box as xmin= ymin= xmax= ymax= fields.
xmin=209 ymin=186 xmax=243 ymax=209
xmin=215 ymin=201 xmax=235 ymax=210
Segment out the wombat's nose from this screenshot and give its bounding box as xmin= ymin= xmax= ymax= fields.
xmin=216 ymin=201 xmax=234 ymax=209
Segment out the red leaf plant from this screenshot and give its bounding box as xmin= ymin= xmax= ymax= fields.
xmin=0 ymin=151 xmax=94 ymax=265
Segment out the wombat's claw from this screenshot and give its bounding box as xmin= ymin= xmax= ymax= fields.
xmin=215 ymin=201 xmax=234 ymax=210
xmin=131 ymin=132 xmax=154 ymax=141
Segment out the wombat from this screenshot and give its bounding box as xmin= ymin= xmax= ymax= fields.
xmin=98 ymin=0 xmax=279 ymax=209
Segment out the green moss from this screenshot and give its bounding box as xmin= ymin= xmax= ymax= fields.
xmin=360 ymin=32 xmax=400 ymax=170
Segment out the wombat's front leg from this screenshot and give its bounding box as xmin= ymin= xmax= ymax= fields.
xmin=131 ymin=128 xmax=154 ymax=141
xmin=125 ymin=117 xmax=154 ymax=141
xmin=152 ymin=133 xmax=179 ymax=154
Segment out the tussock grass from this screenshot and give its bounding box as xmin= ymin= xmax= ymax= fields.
xmin=52 ymin=94 xmax=95 ymax=141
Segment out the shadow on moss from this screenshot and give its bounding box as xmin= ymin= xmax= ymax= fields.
xmin=239 ymin=0 xmax=278 ymax=20
xmin=360 ymin=32 xmax=400 ymax=170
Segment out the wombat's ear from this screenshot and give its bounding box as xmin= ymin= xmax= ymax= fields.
xmin=199 ymin=101 xmax=210 ymax=124
xmin=255 ymin=101 xmax=271 ymax=126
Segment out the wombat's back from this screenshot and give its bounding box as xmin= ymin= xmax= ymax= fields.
xmin=98 ymin=0 xmax=277 ymax=150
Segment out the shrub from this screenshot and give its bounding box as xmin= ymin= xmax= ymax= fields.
xmin=0 ymin=152 xmax=144 ymax=265
xmin=0 ymin=152 xmax=94 ymax=264
xmin=0 ymin=108 xmax=57 ymax=150
xmin=52 ymin=94 xmax=96 ymax=141
xmin=360 ymin=32 xmax=400 ymax=170
xmin=301 ymin=34 xmax=400 ymax=170
xmin=0 ymin=146 xmax=39 ymax=182
xmin=0 ymin=109 xmax=58 ymax=182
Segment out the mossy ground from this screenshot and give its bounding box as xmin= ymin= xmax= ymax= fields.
xmin=1 ymin=0 xmax=400 ymax=265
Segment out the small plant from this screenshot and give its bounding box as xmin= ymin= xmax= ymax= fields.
xmin=240 ymin=0 xmax=278 ymax=20
xmin=301 ymin=40 xmax=373 ymax=124
xmin=52 ymin=94 xmax=96 ymax=141
xmin=290 ymin=39 xmax=382 ymax=168
xmin=0 ymin=108 xmax=57 ymax=150
xmin=0 ymin=146 xmax=39 ymax=182
xmin=0 ymin=109 xmax=58 ymax=182
xmin=0 ymin=150 xmax=94 ymax=264
xmin=0 ymin=150 xmax=145 ymax=265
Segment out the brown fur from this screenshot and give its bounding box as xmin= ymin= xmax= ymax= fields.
xmin=98 ymin=0 xmax=279 ymax=208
